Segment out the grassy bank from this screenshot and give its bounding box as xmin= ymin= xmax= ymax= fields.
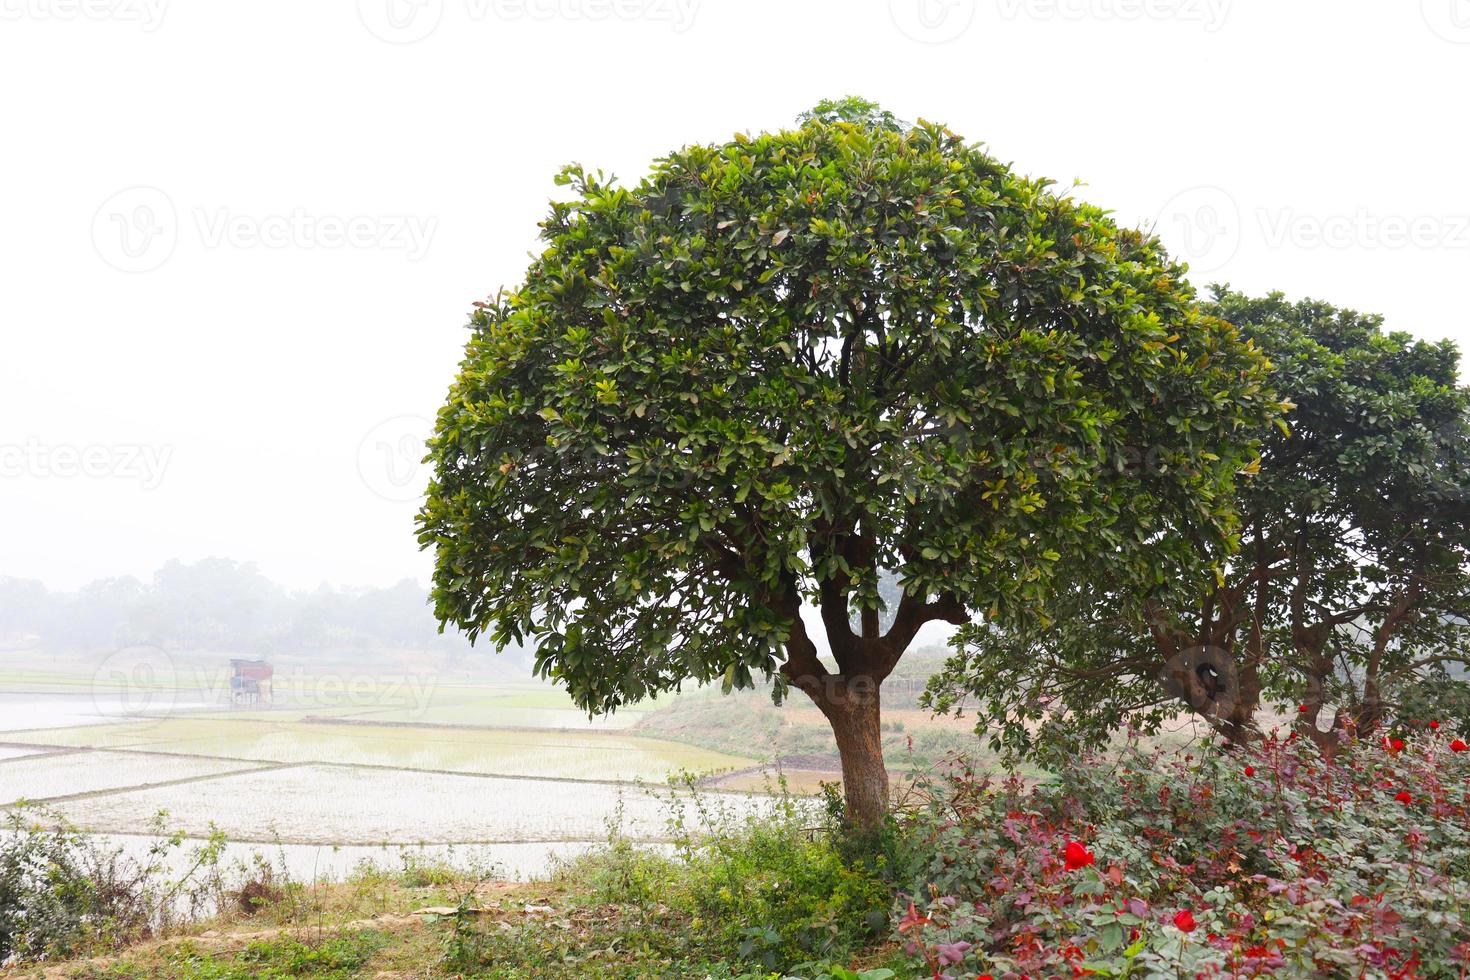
xmin=1 ymin=789 xmax=902 ymax=979
xmin=7 ymin=730 xmax=1469 ymax=978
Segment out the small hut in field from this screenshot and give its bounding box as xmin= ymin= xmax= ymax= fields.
xmin=229 ymin=658 xmax=273 ymax=706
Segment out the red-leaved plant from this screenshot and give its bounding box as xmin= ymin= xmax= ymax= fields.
xmin=891 ymin=730 xmax=1470 ymax=978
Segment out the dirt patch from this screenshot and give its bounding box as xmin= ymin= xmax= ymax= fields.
xmin=697 ymin=753 xmax=931 ymax=795
xmin=696 ymin=752 xmax=839 ymax=787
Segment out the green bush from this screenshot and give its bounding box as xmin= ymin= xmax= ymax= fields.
xmin=393 ymin=851 xmax=461 ymax=888
xmin=0 ymin=812 xmax=95 ymax=962
xmin=570 ymin=783 xmax=890 ymax=971
xmin=1 ymin=807 xmax=229 ymax=965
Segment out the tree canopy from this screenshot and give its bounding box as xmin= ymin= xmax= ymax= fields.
xmin=927 ymin=288 xmax=1470 ymax=762
xmin=418 ymin=104 xmax=1282 ymax=826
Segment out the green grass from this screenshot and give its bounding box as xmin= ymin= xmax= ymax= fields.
xmin=79 ymin=930 xmax=396 ymax=979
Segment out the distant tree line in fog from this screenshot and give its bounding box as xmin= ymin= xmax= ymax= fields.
xmin=0 ymin=559 xmax=513 ymax=659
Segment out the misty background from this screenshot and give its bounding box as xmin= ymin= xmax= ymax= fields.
xmin=0 ymin=561 xmax=515 ymax=664
xmin=2 ymin=0 xmax=1467 ymax=615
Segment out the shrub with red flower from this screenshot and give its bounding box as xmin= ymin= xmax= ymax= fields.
xmin=891 ymin=734 xmax=1470 ymax=978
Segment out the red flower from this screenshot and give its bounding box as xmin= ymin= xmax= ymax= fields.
xmin=1452 ymin=739 xmax=1468 ymax=753
xmin=1244 ymin=765 xmax=1255 ymax=777
xmin=1395 ymin=790 xmax=1412 ymax=805
xmin=1429 ymin=720 xmax=1440 ymax=730
xmin=1298 ymin=704 xmax=1309 ymax=713
xmin=1383 ymin=736 xmax=1405 ymax=753
xmin=1063 ymin=840 xmax=1095 ymax=870
xmin=1173 ymin=909 xmax=1197 ymax=932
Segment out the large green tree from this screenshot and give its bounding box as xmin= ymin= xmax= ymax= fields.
xmin=417 ymin=101 xmax=1279 ymax=829
xmin=928 ymin=289 xmax=1470 ymax=761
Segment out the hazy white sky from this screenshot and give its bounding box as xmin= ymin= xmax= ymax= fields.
xmin=2 ymin=0 xmax=1467 ymax=592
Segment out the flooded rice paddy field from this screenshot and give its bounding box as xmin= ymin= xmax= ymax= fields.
xmin=0 ymin=744 xmax=53 ymax=761
xmin=6 ymin=717 xmax=747 ymax=782
xmin=0 ymin=748 xmax=265 ymax=802
xmin=0 ymin=666 xmax=764 ymax=879
xmin=47 ymin=764 xmax=684 ymax=844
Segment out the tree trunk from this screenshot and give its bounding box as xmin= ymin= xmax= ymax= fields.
xmin=808 ymin=676 xmax=889 ymax=834
xmin=773 ymin=578 xmax=961 ymax=835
